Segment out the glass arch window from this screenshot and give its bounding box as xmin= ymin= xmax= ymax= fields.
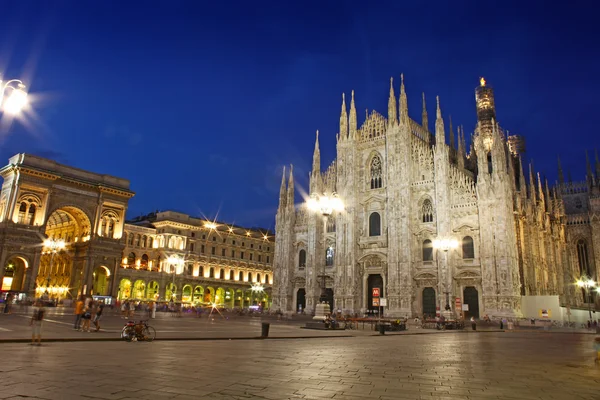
xmin=298 ymin=249 xmax=306 ymax=269
xmin=422 ymin=199 xmax=434 ymax=223
xmin=370 ymin=155 xmax=383 ymax=189
xmin=326 ymin=246 xmax=334 ymax=267
xmin=462 ymin=236 xmax=475 ymax=259
xmin=369 ymin=212 xmax=381 ymax=236
xmin=422 ymin=240 xmax=433 ymax=261
xmin=577 ymin=239 xmax=590 ymax=276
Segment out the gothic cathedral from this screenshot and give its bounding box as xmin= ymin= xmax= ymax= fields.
xmin=272 ymin=75 xmax=599 ymax=319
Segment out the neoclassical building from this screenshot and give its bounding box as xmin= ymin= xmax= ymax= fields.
xmin=272 ymin=76 xmax=599 ymax=318
xmin=0 ymin=154 xmax=274 ymax=308
xmin=116 ymin=211 xmax=274 ymax=307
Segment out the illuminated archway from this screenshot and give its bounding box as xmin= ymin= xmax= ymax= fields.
xmin=147 ymin=281 xmax=159 ymax=300
xmin=166 ymin=282 xmax=176 ymax=301
xmin=182 ymin=285 xmax=192 ymax=303
xmin=235 ymin=289 xmax=243 ymax=308
xmin=225 ymin=288 xmax=235 ymax=308
xmin=193 ymin=286 xmax=204 ymax=304
xmin=204 ymin=286 xmax=214 ymax=303
xmin=133 ymin=280 xmax=146 ymax=299
xmin=2 ymin=256 xmax=28 ymax=292
xmin=118 ymin=279 xmax=132 ymax=300
xmin=215 ymin=287 xmax=226 ymax=306
xmin=92 ymin=266 xmax=110 ymax=296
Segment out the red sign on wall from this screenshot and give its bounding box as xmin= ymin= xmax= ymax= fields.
xmin=372 ymin=288 xmax=380 ymax=298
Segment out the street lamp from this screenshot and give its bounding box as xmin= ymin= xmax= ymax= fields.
xmin=307 ymin=192 xmax=344 ymax=306
xmin=433 ymin=238 xmax=459 ymax=314
xmin=42 ymin=238 xmax=66 ymax=299
xmin=576 ymin=277 xmax=596 ymax=321
xmin=0 ymin=77 xmax=28 ymax=115
xmin=167 ymin=255 xmax=184 ymax=301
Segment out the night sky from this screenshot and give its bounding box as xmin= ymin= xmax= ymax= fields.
xmin=1 ymin=1 xmax=598 ymax=230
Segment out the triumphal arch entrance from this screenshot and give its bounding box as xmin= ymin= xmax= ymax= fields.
xmin=0 ymin=153 xmax=134 ymax=301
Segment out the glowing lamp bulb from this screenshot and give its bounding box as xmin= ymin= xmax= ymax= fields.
xmin=3 ymin=88 xmax=28 ymax=114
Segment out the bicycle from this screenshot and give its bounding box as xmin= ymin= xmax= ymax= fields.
xmin=121 ymin=320 xmax=156 ymax=342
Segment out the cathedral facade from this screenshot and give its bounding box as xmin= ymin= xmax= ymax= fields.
xmin=272 ymin=76 xmax=600 ymax=319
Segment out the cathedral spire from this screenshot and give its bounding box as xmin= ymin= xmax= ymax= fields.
xmin=287 ymin=164 xmax=294 ymax=208
xmin=399 ymin=74 xmax=408 ymax=125
xmin=312 ymin=130 xmax=320 ymax=174
xmin=457 ymin=126 xmax=465 ymax=169
xmin=349 ymin=90 xmax=357 ymax=140
xmin=544 ymin=177 xmax=551 ymax=212
xmin=388 ymin=77 xmax=397 ymax=126
xmin=449 ymin=115 xmax=455 ymax=150
xmin=529 ymin=162 xmax=537 ymax=202
xmin=339 ymin=93 xmax=348 ymax=141
xmin=518 ymin=155 xmax=526 ymax=193
xmin=586 ymin=150 xmax=595 ymax=186
xmin=537 ymin=172 xmax=545 ymax=206
xmin=435 ymin=96 xmax=445 ymax=145
xmin=421 ymin=93 xmax=428 ymax=131
xmin=557 ymin=156 xmax=565 ymax=184
xmin=278 ymin=166 xmax=287 ymax=210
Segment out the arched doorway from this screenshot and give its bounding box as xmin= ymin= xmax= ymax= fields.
xmin=43 ymin=206 xmax=91 ymax=297
xmin=133 ymin=280 xmax=146 ymax=299
xmin=216 ymin=287 xmax=226 ymax=306
xmin=422 ymin=287 xmax=436 ymax=318
xmin=2 ymin=257 xmax=27 ymax=292
xmin=204 ymin=287 xmax=214 ymax=303
xmin=92 ymin=266 xmax=110 ymax=296
xmin=182 ymin=285 xmax=192 ymax=303
xmin=235 ymin=289 xmax=243 ymax=308
xmin=367 ymin=274 xmax=383 ymax=314
xmin=296 ymin=288 xmax=306 ymax=313
xmin=147 ymin=281 xmax=159 ymax=300
xmin=166 ymin=282 xmax=176 ymax=301
xmin=192 ymin=286 xmax=204 ymax=304
xmin=325 ymin=288 xmax=334 ymax=312
xmin=224 ymin=288 xmax=234 ymax=308
xmin=118 ymin=279 xmax=132 ymax=300
xmin=463 ymin=286 xmax=480 ymax=319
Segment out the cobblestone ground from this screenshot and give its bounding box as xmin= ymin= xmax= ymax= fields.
xmin=0 ymin=332 xmax=598 ymax=400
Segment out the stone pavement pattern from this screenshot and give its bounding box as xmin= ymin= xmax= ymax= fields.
xmin=1 ymin=332 xmax=598 ymax=400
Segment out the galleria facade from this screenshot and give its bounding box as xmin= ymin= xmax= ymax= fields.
xmin=0 ymin=154 xmax=274 ymax=308
xmin=272 ymin=76 xmax=600 ymax=318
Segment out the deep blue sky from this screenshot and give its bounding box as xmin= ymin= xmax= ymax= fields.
xmin=1 ymin=1 xmax=599 ymax=229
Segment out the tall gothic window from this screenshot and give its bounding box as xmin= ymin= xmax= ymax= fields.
xmin=422 ymin=199 xmax=434 ymax=223
xmin=422 ymin=240 xmax=433 ymax=261
xmin=326 ymin=246 xmax=334 ymax=267
xmin=577 ymin=239 xmax=590 ymax=276
xmin=298 ymin=249 xmax=306 ymax=269
xmin=462 ymin=236 xmax=475 ymax=259
xmin=370 ymin=155 xmax=383 ymax=189
xmin=487 ymin=152 xmax=493 ymax=174
xmin=369 ymin=212 xmax=381 ymax=236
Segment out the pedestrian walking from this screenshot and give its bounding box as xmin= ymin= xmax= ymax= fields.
xmin=151 ymin=301 xmax=156 ymax=319
xmin=3 ymin=293 xmax=13 ymax=314
xmin=73 ymin=296 xmax=84 ymax=330
xmin=29 ymin=299 xmax=45 ymax=345
xmin=93 ymin=301 xmax=104 ymax=332
xmin=471 ymin=316 xmax=476 ymax=331
xmin=81 ymin=301 xmax=93 ymax=332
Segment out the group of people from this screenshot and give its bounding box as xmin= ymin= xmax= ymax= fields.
xmin=73 ymin=296 xmax=104 ymax=332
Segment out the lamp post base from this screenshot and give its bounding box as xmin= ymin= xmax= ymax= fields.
xmin=313 ymin=302 xmax=330 ymax=320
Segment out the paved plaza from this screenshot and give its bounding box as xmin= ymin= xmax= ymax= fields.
xmin=0 ymin=330 xmax=598 ymax=400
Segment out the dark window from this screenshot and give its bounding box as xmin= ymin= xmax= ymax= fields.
xmin=462 ymin=236 xmax=475 ymax=259
xmin=219 ymin=269 xmax=224 ymax=279
xmin=326 ymin=246 xmax=334 ymax=266
xmin=231 ymin=250 xmax=235 ymax=257
xmin=211 ymin=247 xmax=216 ymax=255
xmin=487 ymin=152 xmax=493 ymax=174
xmin=299 ymin=249 xmax=306 ymax=269
xmin=422 ymin=240 xmax=433 ymax=261
xmin=267 ymin=247 xmax=270 ymax=251
xmin=190 ymin=243 xmax=195 ymax=252
xmin=265 ymin=274 xmax=270 ymax=283
xmin=202 ymin=234 xmax=206 ymax=239
xmin=229 ymin=270 xmax=234 ymax=280
xmin=369 ymin=212 xmax=381 ymax=236
xmin=422 ymin=199 xmax=434 ymax=223
xmin=250 ymin=244 xmax=254 ymax=248
xmin=248 ymin=272 xmax=253 ymax=282
xmin=223 ymin=238 xmax=226 ymax=243
xmin=209 ymin=268 xmax=215 ymax=278
xmin=212 ymin=236 xmax=216 ymax=241
xmin=199 ymin=266 xmax=204 ymax=276
xmin=370 ymin=155 xmax=383 ymax=189
xmin=233 ymin=240 xmax=236 ymax=245
xmin=221 ymin=248 xmax=225 ymax=256
xmin=577 ymin=240 xmax=591 ymax=276
xmin=242 ymin=242 xmax=245 ymax=247
xmin=266 ymin=256 xmax=270 ymax=263
xmin=258 ymin=255 xmax=262 ymax=262
xmin=238 ymin=271 xmax=243 ymax=281
xmin=249 ymin=253 xmax=253 ymax=261
xmin=191 ymin=232 xmax=195 ymax=237
xmin=241 ymin=252 xmax=244 ymax=259
xmin=201 ymin=244 xmax=205 ymax=253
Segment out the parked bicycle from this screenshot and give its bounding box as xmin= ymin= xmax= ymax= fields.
xmin=121 ymin=320 xmax=156 ymax=342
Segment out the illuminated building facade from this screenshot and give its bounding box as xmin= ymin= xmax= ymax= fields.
xmin=0 ymin=154 xmax=274 ymax=307
xmin=273 ymin=76 xmax=600 ymax=318
xmin=117 ymin=211 xmax=274 ymax=307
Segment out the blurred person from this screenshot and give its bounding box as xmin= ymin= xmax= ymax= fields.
xmin=73 ymin=296 xmax=84 ymax=330
xmin=29 ymin=299 xmax=45 ymax=345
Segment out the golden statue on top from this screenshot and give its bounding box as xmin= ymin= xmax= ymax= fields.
xmin=480 ymin=77 xmax=486 ymax=87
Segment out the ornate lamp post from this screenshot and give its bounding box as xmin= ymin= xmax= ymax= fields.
xmin=42 ymin=239 xmax=66 ymax=300
xmin=433 ymin=238 xmax=458 ymax=315
xmin=306 ymin=192 xmax=343 ymax=319
xmin=167 ymin=255 xmax=184 ymax=301
xmin=0 ymin=77 xmax=28 ymax=115
xmin=576 ymin=277 xmax=596 ymax=321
